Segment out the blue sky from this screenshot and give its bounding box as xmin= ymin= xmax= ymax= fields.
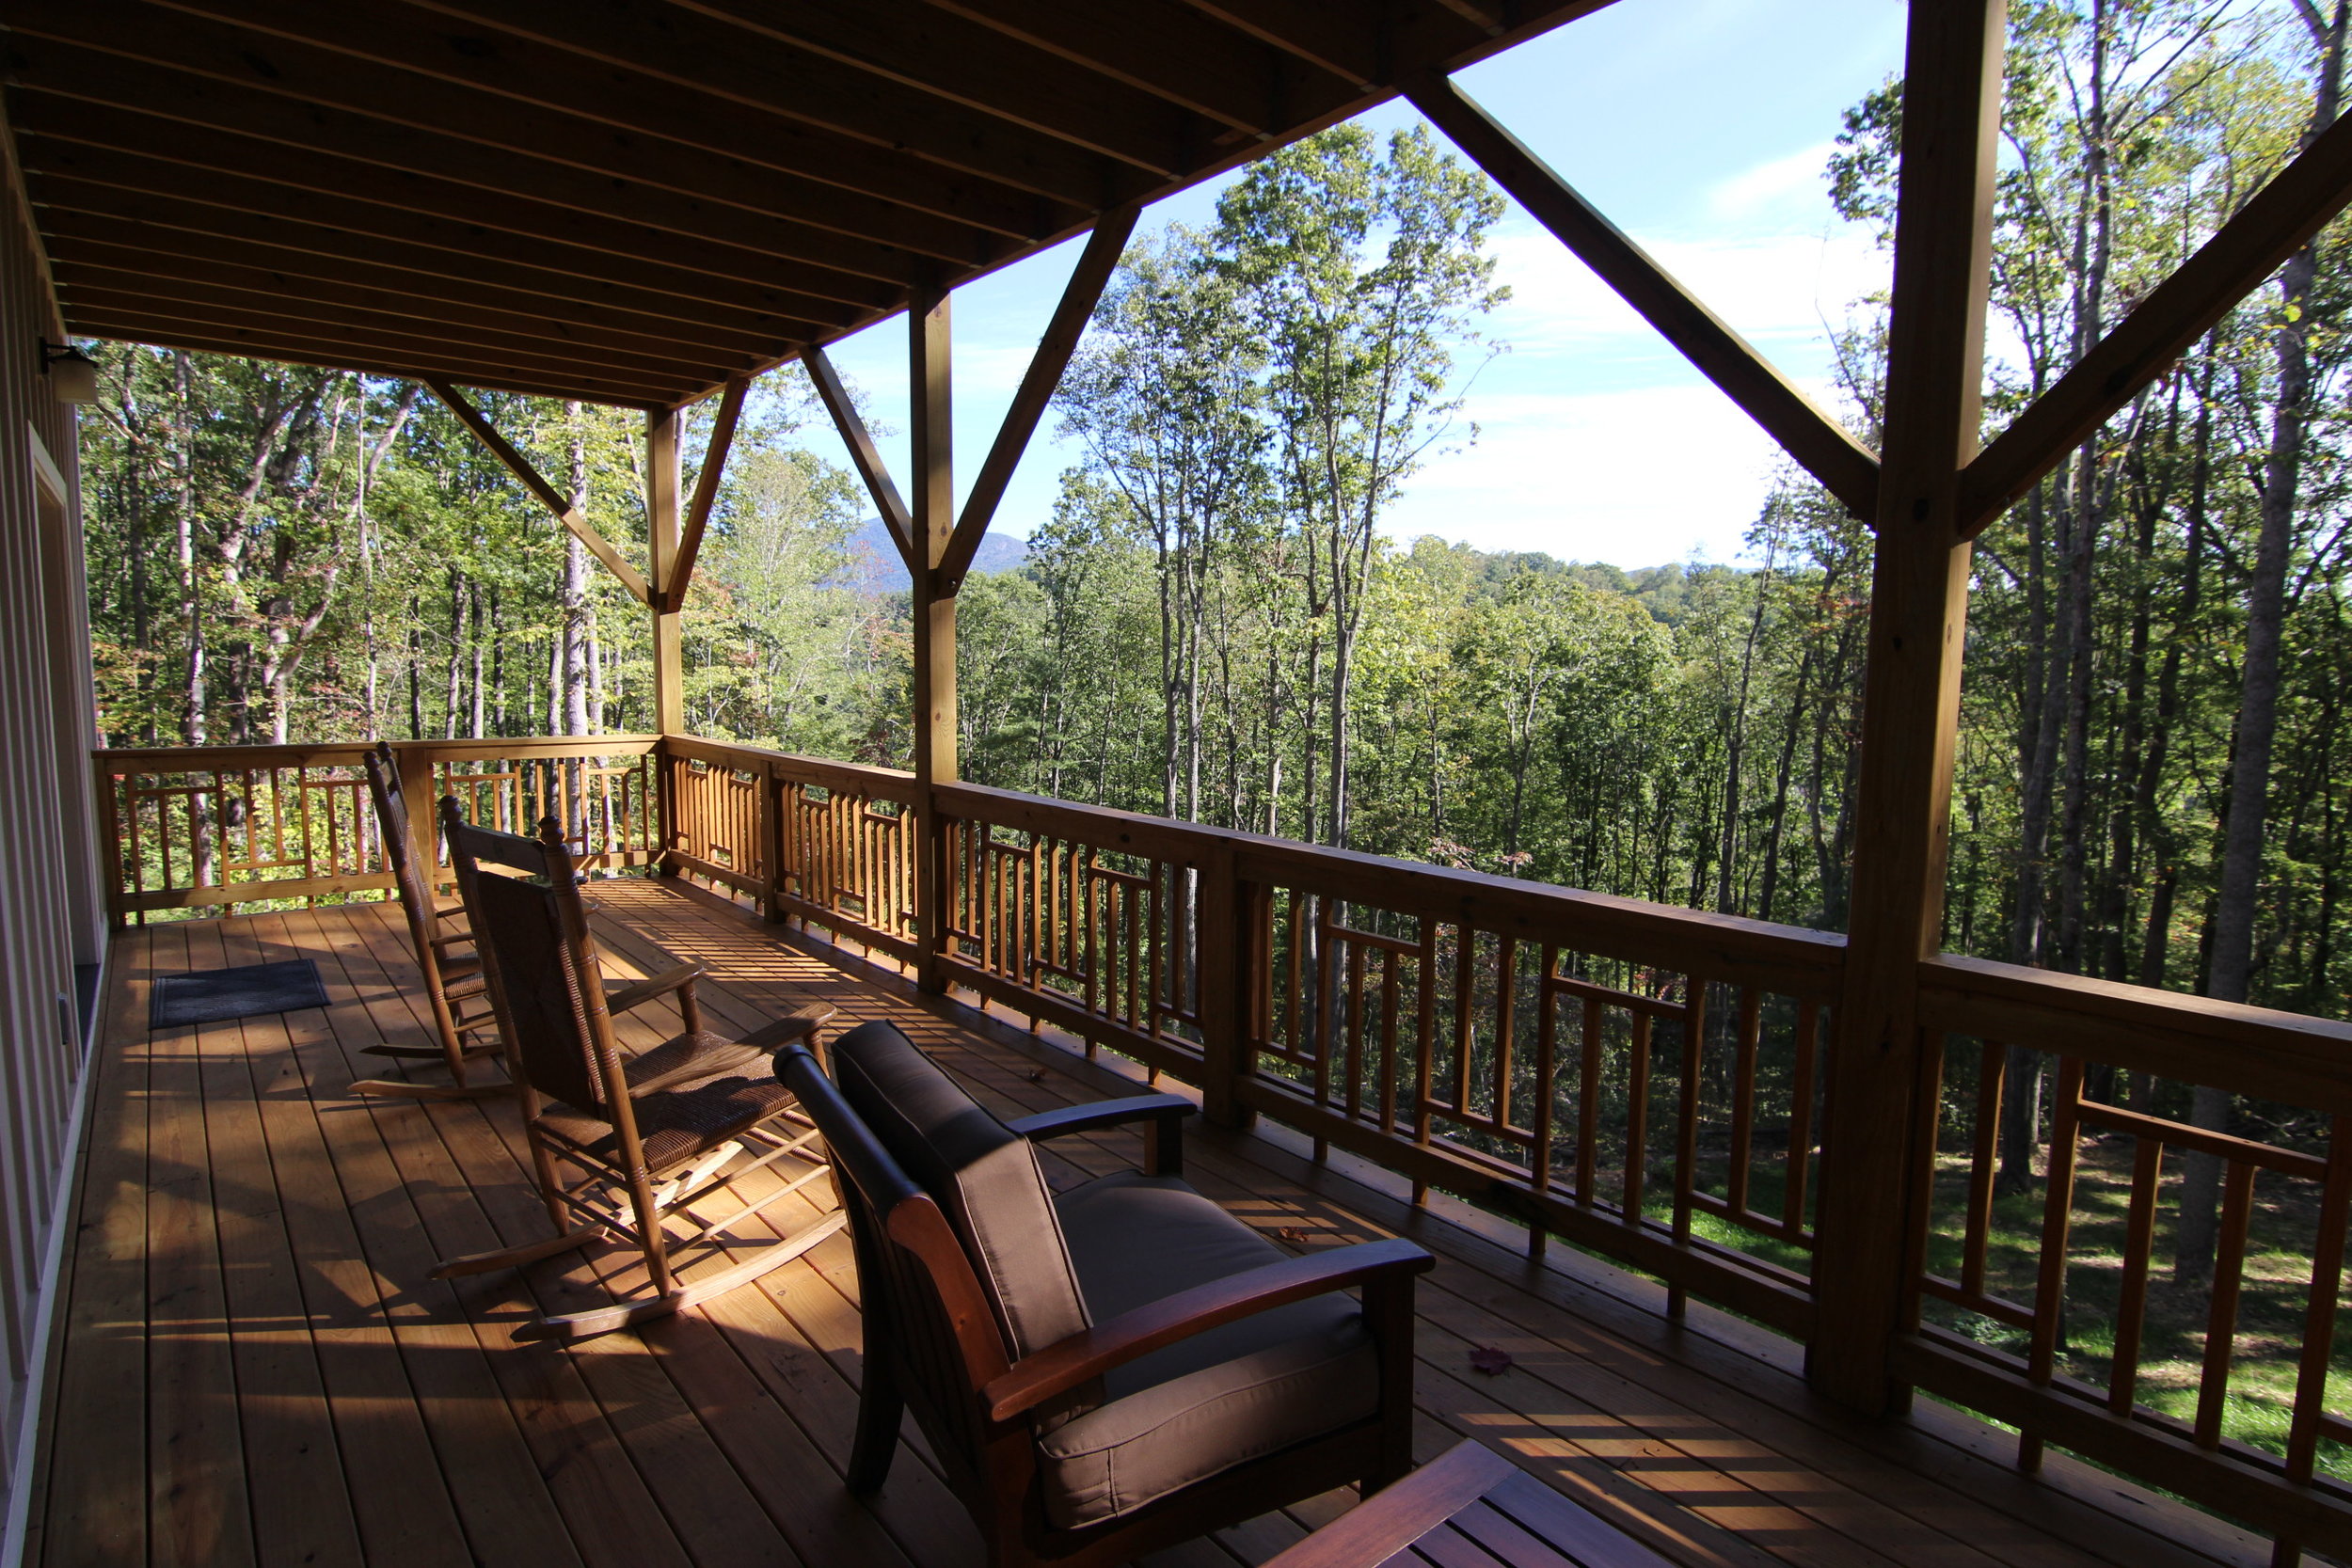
xmin=814 ymin=0 xmax=1910 ymax=570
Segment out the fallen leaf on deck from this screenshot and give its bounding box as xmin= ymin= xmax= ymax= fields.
xmin=1468 ymin=1346 xmax=1515 ymax=1376
xmin=1024 ymin=1069 xmax=1045 ymax=1084
xmin=1276 ymin=1226 xmax=1311 ymax=1244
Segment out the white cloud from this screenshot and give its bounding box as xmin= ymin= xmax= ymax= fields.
xmin=1703 ymin=140 xmax=1840 ymax=225
xmin=1381 ymin=383 xmax=1801 ymax=565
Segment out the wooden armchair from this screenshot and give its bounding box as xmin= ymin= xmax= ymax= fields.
xmin=431 ymin=801 xmax=843 ymax=1337
xmin=774 ymin=1021 xmax=1432 ymax=1568
xmin=350 ymin=740 xmax=506 ymax=1101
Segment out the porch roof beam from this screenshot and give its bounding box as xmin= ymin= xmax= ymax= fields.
xmin=940 ymin=205 xmax=1138 ymax=594
xmin=2 ymin=3 xmax=1033 ymax=251
xmin=16 ymin=127 xmax=886 ymax=325
xmin=150 ymin=0 xmax=1084 ymax=236
xmin=806 ymin=347 xmax=918 ymax=571
xmin=663 ymin=375 xmax=752 ymax=614
xmin=72 ymin=319 xmax=684 ymax=407
xmin=56 ymin=270 xmax=738 ymax=388
xmin=1407 ymin=72 xmax=1882 ymax=523
xmin=425 ymin=378 xmax=657 ymax=604
xmin=32 ymin=186 xmax=835 ymax=348
xmin=5 ymin=58 xmax=930 ymax=291
xmin=72 ymin=309 xmax=700 ymax=408
xmin=1957 ymin=102 xmax=2352 ymax=539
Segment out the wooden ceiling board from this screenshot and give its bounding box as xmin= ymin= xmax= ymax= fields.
xmin=2 ymin=0 xmax=1622 ymax=404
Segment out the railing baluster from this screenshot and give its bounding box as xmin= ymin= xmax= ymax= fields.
xmin=1670 ymin=976 xmax=1708 ymax=1320
xmin=1728 ymin=987 xmax=1761 ymax=1216
xmin=1786 ymin=1000 xmax=1820 ymax=1237
xmin=1962 ymin=1038 xmax=2006 ymax=1298
xmin=2019 ymin=1055 xmax=2087 ymax=1474
xmin=1577 ymin=991 xmax=1603 ymax=1206
xmin=1531 ymin=944 xmax=1559 ymax=1258
xmin=2191 ymin=1158 xmax=2258 ymax=1445
xmin=1624 ymin=1006 xmax=1651 ymax=1225
xmin=2108 ymin=1134 xmax=2164 ymax=1416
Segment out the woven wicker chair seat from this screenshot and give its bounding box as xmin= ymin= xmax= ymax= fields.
xmin=539 ymin=1061 xmax=795 ymax=1177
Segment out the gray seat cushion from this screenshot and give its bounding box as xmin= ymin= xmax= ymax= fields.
xmin=1039 ymin=1172 xmax=1377 ymax=1530
xmin=827 ymin=1022 xmax=1091 ymax=1380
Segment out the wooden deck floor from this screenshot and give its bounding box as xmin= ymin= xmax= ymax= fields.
xmin=24 ymin=878 xmax=2294 ymax=1568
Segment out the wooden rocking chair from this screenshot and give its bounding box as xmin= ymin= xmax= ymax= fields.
xmin=429 ymin=800 xmax=845 ymax=1338
xmin=351 ymin=740 xmax=507 ymax=1101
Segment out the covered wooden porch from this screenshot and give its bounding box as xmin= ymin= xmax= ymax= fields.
xmin=25 ymin=876 xmax=2287 ymax=1568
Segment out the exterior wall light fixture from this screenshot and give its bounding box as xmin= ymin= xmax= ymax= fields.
xmin=40 ymin=340 xmax=99 ymax=405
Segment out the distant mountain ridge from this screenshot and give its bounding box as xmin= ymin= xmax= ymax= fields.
xmin=840 ymin=516 xmax=1027 ymax=594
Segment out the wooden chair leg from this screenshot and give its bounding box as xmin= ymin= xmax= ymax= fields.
xmin=848 ymin=1358 xmax=905 ymax=1495
xmin=1364 ymin=1272 xmax=1419 ymax=1493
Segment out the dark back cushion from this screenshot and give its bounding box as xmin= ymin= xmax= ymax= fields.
xmin=829 ymin=1022 xmax=1089 ymax=1372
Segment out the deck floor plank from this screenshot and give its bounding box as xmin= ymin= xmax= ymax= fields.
xmin=271 ymin=906 xmax=601 ymax=1568
xmin=144 ymin=916 xmax=258 ymax=1568
xmin=203 ymin=917 xmax=367 ymax=1568
xmin=26 ymin=887 xmax=2295 ymax=1568
xmin=230 ymin=914 xmax=475 ymax=1568
xmin=294 ymin=904 xmax=699 ymax=1568
xmin=31 ymin=913 xmax=156 ymax=1568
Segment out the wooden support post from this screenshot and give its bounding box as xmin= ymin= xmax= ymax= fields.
xmin=1810 ymin=0 xmax=2006 ymax=1416
xmin=910 ymin=285 xmax=955 ymax=993
xmin=647 ymin=405 xmax=685 ymax=870
xmin=1196 ymin=844 xmax=1249 ymax=1128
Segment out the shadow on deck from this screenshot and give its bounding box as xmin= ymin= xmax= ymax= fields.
xmin=24 ymin=878 xmax=2288 ymax=1568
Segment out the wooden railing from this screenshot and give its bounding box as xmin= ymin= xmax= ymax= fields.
xmin=92 ymin=736 xmax=660 ymax=923
xmin=675 ymin=746 xmax=1846 ymax=1335
xmin=96 ymin=734 xmax=2352 ymax=1551
xmin=1905 ymin=957 xmax=2352 ymax=1558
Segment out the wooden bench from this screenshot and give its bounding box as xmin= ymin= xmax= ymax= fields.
xmin=1264 ymin=1441 xmax=1675 ymax=1568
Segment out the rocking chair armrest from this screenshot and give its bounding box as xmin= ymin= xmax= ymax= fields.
xmin=732 ymin=1005 xmax=839 ymax=1053
xmin=1008 ymin=1093 xmax=1193 ymax=1178
xmin=982 ymin=1239 xmax=1433 ymax=1423
xmin=605 ymin=964 xmax=705 ymax=1018
xmin=623 ymin=1005 xmax=838 ymax=1098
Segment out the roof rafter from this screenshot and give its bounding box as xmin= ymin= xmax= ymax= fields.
xmin=155 ymin=0 xmax=1083 ymax=235
xmin=50 ymin=248 xmax=758 ymax=379
xmin=427 ymin=378 xmax=659 ymax=598
xmin=75 ymin=319 xmax=677 ymax=405
xmin=415 ymin=0 xmax=1143 ymax=199
xmin=36 ymin=200 xmax=813 ymax=355
xmin=4 ymin=1 xmax=1035 ymax=250
xmin=671 ymin=0 xmax=1200 ymax=177
xmin=21 ymin=141 xmax=868 ymax=331
xmin=66 ymin=290 xmax=710 ymax=397
xmin=923 ymin=0 xmax=1323 ymax=138
xmin=9 ymin=92 xmax=909 ymax=309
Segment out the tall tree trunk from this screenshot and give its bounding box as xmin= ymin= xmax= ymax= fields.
xmin=2181 ymin=6 xmax=2347 ymax=1281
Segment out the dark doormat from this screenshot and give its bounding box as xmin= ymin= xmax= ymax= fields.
xmin=151 ymin=958 xmax=331 ymax=1029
